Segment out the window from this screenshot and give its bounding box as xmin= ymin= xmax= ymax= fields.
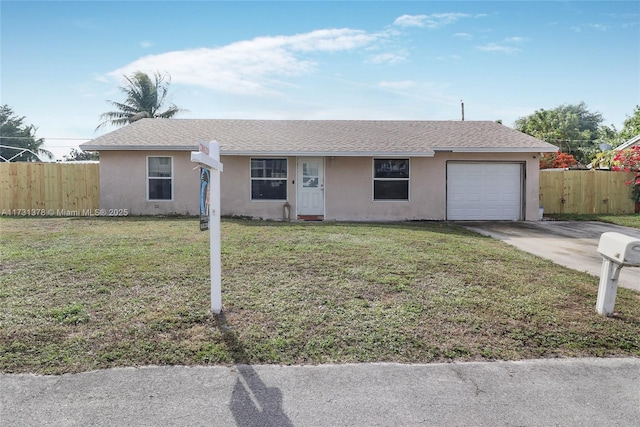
xmin=373 ymin=159 xmax=409 ymax=200
xmin=251 ymin=158 xmax=287 ymax=200
xmin=147 ymin=156 xmax=173 ymax=201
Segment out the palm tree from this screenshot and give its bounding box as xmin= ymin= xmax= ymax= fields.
xmin=96 ymin=71 xmax=187 ymax=131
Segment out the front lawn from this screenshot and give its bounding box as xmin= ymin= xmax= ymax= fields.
xmin=1 ymin=217 xmax=638 ymax=374
xmin=547 ymin=213 xmax=640 ymax=229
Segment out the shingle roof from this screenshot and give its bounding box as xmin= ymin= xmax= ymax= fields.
xmin=80 ymin=119 xmax=558 ymax=155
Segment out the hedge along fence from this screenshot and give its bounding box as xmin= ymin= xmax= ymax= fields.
xmin=540 ymin=169 xmax=637 ymax=214
xmin=0 ymin=162 xmax=99 ymax=215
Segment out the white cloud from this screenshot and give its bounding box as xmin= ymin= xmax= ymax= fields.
xmin=393 ymin=13 xmax=471 ymax=29
xmin=587 ymin=23 xmax=608 ymax=31
xmin=477 ymin=36 xmax=527 ymax=54
xmin=571 ymin=23 xmax=608 ymax=32
xmin=378 ymin=80 xmax=417 ymax=89
xmin=104 ymin=28 xmax=382 ymax=95
xmin=477 ymin=43 xmax=520 ymax=54
xmin=377 ymin=80 xmax=458 ymax=106
xmin=140 ymin=40 xmax=153 ymax=48
xmin=454 ymin=32 xmax=473 ymax=40
xmin=393 ymin=14 xmax=428 ymax=28
xmin=426 ymin=13 xmax=472 ymax=28
xmin=368 ymin=51 xmax=407 ymax=65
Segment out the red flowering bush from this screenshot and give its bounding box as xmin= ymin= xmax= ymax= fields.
xmin=539 ymin=151 xmax=578 ymax=169
xmin=612 ymin=146 xmax=640 ymax=202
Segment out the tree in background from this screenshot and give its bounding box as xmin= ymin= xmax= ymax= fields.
xmin=618 ymin=105 xmax=640 ymax=141
xmin=96 ymin=71 xmax=187 ymax=131
xmin=63 ymin=148 xmax=99 ymax=161
xmin=539 ymin=151 xmax=578 ymax=169
xmin=514 ymin=102 xmax=604 ymax=165
xmin=0 ymin=105 xmax=52 ymax=162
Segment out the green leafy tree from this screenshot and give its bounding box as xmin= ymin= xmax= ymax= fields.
xmin=514 ymin=102 xmax=604 ymax=164
xmin=63 ymin=148 xmax=99 ymax=161
xmin=96 ymin=71 xmax=187 ymax=131
xmin=0 ymin=105 xmax=52 ymax=162
xmin=619 ymin=105 xmax=640 ymax=141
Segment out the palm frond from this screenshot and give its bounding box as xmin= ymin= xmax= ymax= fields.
xmin=96 ymin=70 xmax=186 ymax=131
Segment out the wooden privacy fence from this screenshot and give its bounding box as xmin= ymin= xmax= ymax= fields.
xmin=540 ymin=170 xmax=636 ymax=214
xmin=0 ymin=162 xmax=99 ymax=215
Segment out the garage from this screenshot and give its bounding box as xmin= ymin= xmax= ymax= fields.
xmin=447 ymin=162 xmax=524 ymax=220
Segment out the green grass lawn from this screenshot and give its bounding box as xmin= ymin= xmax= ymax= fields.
xmin=1 ymin=217 xmax=639 ymax=374
xmin=547 ymin=213 xmax=640 ymax=229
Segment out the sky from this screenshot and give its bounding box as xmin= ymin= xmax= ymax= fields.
xmin=1 ymin=0 xmax=639 ymax=160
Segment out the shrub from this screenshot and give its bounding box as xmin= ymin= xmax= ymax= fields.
xmin=540 ymin=151 xmax=578 ymax=169
xmin=612 ymin=146 xmax=640 ymax=202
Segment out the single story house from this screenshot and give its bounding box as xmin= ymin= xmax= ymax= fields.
xmin=80 ymin=119 xmax=557 ymax=221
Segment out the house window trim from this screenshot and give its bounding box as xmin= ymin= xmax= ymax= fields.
xmin=372 ymin=158 xmax=411 ymax=202
xmin=249 ymin=157 xmax=289 ymax=202
xmin=146 ymin=155 xmax=174 ymax=202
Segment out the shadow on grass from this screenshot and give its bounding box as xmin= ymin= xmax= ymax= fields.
xmin=215 ymin=313 xmax=293 ymax=427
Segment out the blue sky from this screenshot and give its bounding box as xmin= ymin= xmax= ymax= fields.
xmin=1 ymin=1 xmax=639 ymax=160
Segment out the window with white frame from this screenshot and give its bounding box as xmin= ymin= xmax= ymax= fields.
xmin=250 ymin=158 xmax=287 ymax=200
xmin=373 ymin=159 xmax=409 ymax=200
xmin=147 ymin=156 xmax=173 ymax=201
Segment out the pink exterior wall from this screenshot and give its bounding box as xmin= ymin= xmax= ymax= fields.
xmin=220 ymin=156 xmax=296 ymax=220
xmin=99 ymin=151 xmax=541 ymax=220
xmin=99 ymin=151 xmax=199 ymax=215
xmin=323 ymin=153 xmax=539 ymax=221
xmin=323 ymin=156 xmax=438 ymax=221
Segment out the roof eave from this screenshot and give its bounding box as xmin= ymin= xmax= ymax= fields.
xmin=79 ymin=145 xmax=197 ymax=151
xmin=433 ymin=147 xmax=558 ymax=153
xmin=615 ymin=134 xmax=640 ymax=150
xmin=80 ymin=146 xmax=437 ymax=157
xmin=222 ymin=150 xmax=436 ymax=157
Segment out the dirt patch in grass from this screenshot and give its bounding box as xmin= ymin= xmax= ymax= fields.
xmin=1 ymin=217 xmax=639 ymax=374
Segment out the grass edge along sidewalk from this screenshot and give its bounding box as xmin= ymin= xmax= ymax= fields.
xmin=1 ymin=217 xmax=639 ymax=375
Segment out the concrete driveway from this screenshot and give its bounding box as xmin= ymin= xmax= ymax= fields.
xmin=461 ymin=221 xmax=640 ymax=292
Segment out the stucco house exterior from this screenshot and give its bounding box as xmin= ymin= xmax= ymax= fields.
xmin=80 ymin=119 xmax=557 ymax=221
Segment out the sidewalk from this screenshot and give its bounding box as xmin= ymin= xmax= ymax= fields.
xmin=2 ymin=358 xmax=639 ymax=426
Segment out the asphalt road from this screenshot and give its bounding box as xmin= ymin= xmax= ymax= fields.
xmin=2 ymin=359 xmax=639 ymax=426
xmin=460 ymin=220 xmax=640 ymax=292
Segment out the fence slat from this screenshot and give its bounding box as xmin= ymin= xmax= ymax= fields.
xmin=0 ymin=163 xmax=99 ymax=214
xmin=540 ymin=170 xmax=636 ymax=214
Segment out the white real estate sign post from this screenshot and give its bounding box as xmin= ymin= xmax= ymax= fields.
xmin=191 ymin=141 xmax=224 ymax=314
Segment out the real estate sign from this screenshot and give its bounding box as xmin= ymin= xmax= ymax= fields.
xmin=199 ymin=167 xmax=210 ymax=231
xmin=191 ymin=141 xmax=223 ymax=313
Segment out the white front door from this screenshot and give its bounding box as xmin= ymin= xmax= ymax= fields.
xmin=297 ymin=157 xmax=324 ymax=217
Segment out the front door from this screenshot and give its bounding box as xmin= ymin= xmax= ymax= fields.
xmin=297 ymin=157 xmax=324 ymax=218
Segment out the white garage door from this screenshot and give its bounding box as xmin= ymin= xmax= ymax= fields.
xmin=447 ymin=162 xmax=523 ymax=220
